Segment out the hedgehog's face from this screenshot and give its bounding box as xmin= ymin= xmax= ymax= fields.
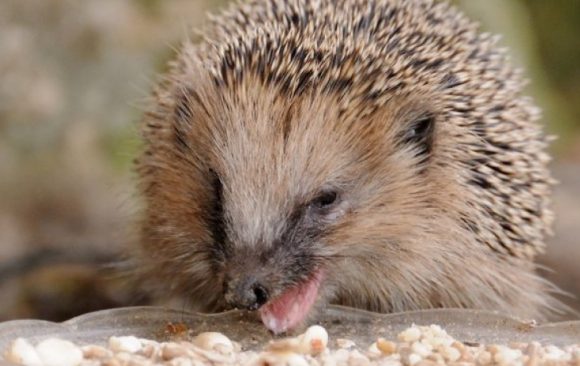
xmin=215 ymin=94 xmax=444 ymax=334
xmin=140 ymin=72 xmax=463 ymax=333
xmin=210 ymin=90 xmax=443 ymax=334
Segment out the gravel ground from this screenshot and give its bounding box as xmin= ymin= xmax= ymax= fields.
xmin=4 ymin=324 xmax=580 ymax=366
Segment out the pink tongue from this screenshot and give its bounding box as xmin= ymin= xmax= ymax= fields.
xmin=259 ymin=271 xmax=323 ymax=334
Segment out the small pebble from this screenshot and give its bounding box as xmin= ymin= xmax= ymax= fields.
xmin=492 ymin=345 xmax=523 ymax=365
xmin=258 ymin=351 xmax=309 ymax=366
xmin=398 ymin=326 xmax=422 ymax=343
xmin=4 ymin=338 xmax=43 ymax=366
xmin=347 ymin=350 xmax=370 ymax=366
xmin=299 ymin=325 xmax=328 ymax=355
xmin=192 ymin=332 xmax=233 ymax=354
xmin=161 ymin=343 xmax=191 ymax=360
xmin=109 ymin=336 xmax=143 ymax=353
xmin=82 ymin=345 xmax=112 ymax=359
xmin=35 ymin=338 xmax=83 ymax=366
xmin=408 ymin=353 xmax=423 ymax=365
xmin=377 ymin=338 xmax=397 ymax=355
xmin=439 ymin=344 xmax=461 ymax=362
xmin=411 ymin=341 xmax=432 ymax=357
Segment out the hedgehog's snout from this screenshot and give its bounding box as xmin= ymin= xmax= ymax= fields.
xmin=224 ymin=274 xmax=270 ymax=311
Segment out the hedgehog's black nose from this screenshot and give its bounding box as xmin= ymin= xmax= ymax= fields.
xmin=224 ymin=276 xmax=270 ymax=311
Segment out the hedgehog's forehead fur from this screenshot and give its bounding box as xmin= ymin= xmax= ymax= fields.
xmin=138 ymin=0 xmax=556 ymax=315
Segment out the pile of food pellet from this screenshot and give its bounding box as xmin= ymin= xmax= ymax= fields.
xmin=3 ymin=324 xmax=579 ymax=366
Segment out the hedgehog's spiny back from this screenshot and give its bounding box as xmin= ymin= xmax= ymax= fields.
xmin=204 ymin=0 xmax=477 ymax=98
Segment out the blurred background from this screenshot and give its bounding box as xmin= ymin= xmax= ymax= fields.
xmin=0 ymin=0 xmax=578 ymax=321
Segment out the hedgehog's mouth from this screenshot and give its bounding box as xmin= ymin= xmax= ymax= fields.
xmin=259 ymin=269 xmax=324 ymax=334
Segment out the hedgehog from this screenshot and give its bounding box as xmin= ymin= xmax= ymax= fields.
xmin=135 ymin=0 xmax=561 ymax=334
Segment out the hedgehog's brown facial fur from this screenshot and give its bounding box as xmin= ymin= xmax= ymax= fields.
xmin=136 ymin=0 xmax=563 ymax=332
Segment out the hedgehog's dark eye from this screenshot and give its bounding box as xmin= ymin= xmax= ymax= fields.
xmin=406 ymin=115 xmax=434 ymax=143
xmin=402 ymin=114 xmax=435 ymax=155
xmin=309 ymin=190 xmax=339 ymax=211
